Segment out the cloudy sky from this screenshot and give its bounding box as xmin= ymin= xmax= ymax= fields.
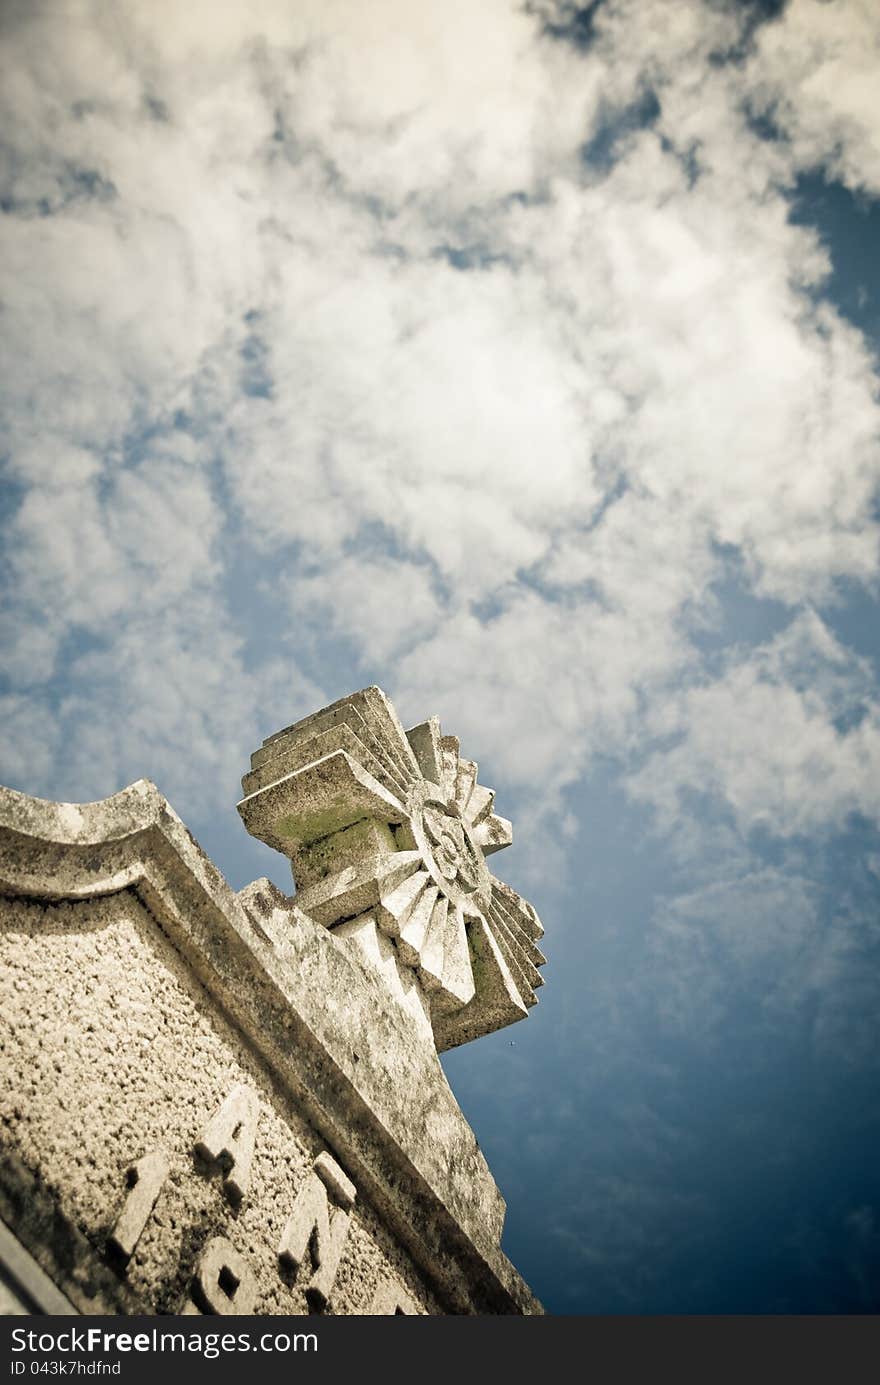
xmin=2 ymin=0 xmax=880 ymax=1313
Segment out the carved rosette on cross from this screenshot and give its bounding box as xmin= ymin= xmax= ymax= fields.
xmin=238 ymin=686 xmax=546 ymax=1051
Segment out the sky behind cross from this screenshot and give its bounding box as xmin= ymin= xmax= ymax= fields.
xmin=1 ymin=0 xmax=879 ymax=1312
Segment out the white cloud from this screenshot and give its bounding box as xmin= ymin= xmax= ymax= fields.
xmin=286 ymin=555 xmax=443 ymax=663
xmin=630 ymin=611 xmax=880 ymax=838
xmin=5 ymin=4 xmax=880 ymax=1316
xmin=0 ymin=693 xmax=61 ymax=791
xmin=17 ymin=597 xmax=324 ymax=820
xmin=747 ymin=0 xmax=880 ymax=196
xmin=0 ymin=0 xmax=878 ymax=862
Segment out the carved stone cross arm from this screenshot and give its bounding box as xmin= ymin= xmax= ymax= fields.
xmin=238 ymin=686 xmax=546 ymax=1051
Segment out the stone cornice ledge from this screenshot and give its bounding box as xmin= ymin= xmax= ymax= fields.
xmin=0 ymin=781 xmax=542 ymax=1315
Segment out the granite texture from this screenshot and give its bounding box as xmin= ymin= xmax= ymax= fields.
xmin=0 ymin=775 xmax=543 ymax=1316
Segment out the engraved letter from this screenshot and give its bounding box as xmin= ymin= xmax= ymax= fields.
xmin=195 ymin=1084 xmax=258 ymax=1202
xmin=278 ymin=1152 xmax=356 ymax=1309
xmin=190 ymin=1236 xmax=257 ymax=1315
xmin=108 ymin=1151 xmax=169 ymax=1265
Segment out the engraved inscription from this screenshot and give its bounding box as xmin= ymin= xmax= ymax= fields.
xmin=186 ymin=1235 xmax=258 ymax=1315
xmin=278 ymin=1151 xmax=355 ymax=1309
xmin=108 ymin=1151 xmax=169 ymax=1266
xmin=194 ymin=1083 xmax=258 ymax=1203
xmin=104 ymin=1118 xmax=424 ymax=1312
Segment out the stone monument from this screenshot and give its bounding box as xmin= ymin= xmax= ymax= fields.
xmin=0 ymin=687 xmax=546 ymax=1315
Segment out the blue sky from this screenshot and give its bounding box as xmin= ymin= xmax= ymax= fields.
xmin=1 ymin=0 xmax=879 ymax=1313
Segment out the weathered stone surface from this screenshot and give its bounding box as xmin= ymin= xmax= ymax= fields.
xmin=238 ymin=686 xmax=546 ymax=1052
xmin=0 ymin=773 xmax=543 ymax=1315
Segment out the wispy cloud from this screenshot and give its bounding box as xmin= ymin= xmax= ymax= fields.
xmin=2 ymin=0 xmax=880 ymax=1312
xmin=3 ymin=3 xmax=878 ymax=818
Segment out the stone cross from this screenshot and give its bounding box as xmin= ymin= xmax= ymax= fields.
xmin=238 ymin=686 xmax=546 ymax=1051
